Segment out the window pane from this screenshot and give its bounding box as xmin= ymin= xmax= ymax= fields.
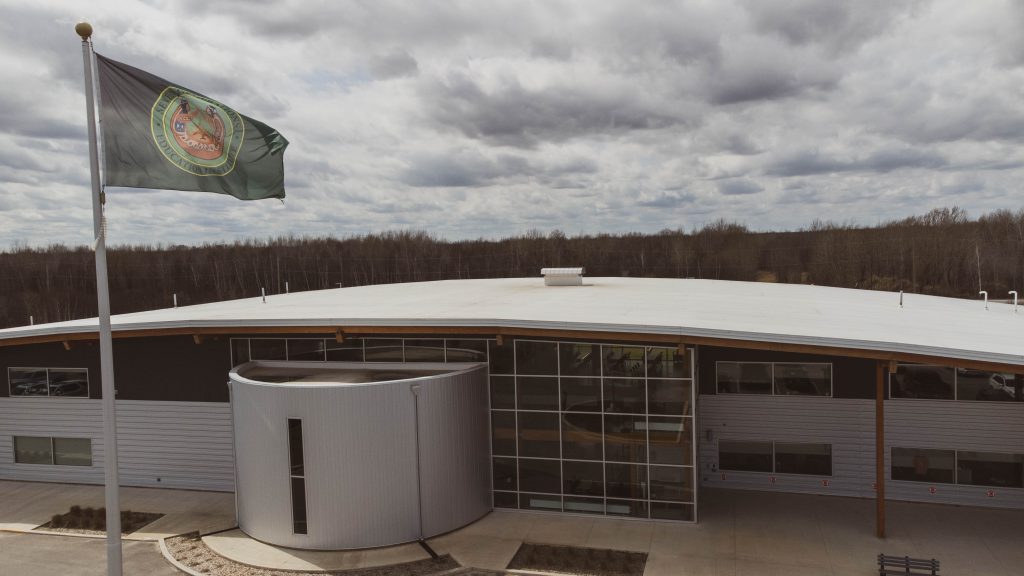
xmin=891 ymin=365 xmax=954 ymax=400
xmin=719 ymin=440 xmax=773 ymax=472
xmin=520 ymin=493 xmax=562 ymax=511
xmin=516 ymin=341 xmax=558 ymax=375
xmin=518 ymin=458 xmax=561 ymax=494
xmin=494 ymin=491 xmax=517 ymax=509
xmin=606 ymin=498 xmax=648 ymax=518
xmin=559 ymin=343 xmax=600 ymax=376
xmin=648 ymin=379 xmax=691 ymax=415
xmin=488 ymin=340 xmax=515 ymax=374
xmin=603 ymin=379 xmax=645 ymax=413
xmin=403 ymin=339 xmax=445 ymax=362
xmin=48 ymin=369 xmax=89 ymax=397
xmin=563 ymin=460 xmax=603 ymax=497
xmin=562 ymin=413 xmax=603 ymax=460
xmin=648 ymin=417 xmax=693 ymax=466
xmin=651 ymin=501 xmax=694 ymax=521
xmin=605 ymin=463 xmax=648 ymax=499
xmin=14 ymin=436 xmax=52 ymax=464
xmin=773 ymin=364 xmax=831 ymax=396
xmin=231 ymin=339 xmax=251 ymax=366
xmin=250 ymin=339 xmax=287 ymax=360
xmin=957 ymin=451 xmax=1024 ymax=488
xmin=493 ymin=457 xmax=517 ymax=491
xmin=716 ymin=362 xmax=771 ymax=394
xmin=517 ymin=377 xmax=559 ymax=411
xmin=647 ymin=347 xmax=691 ymax=379
xmin=649 ymin=466 xmax=694 ymax=503
xmin=445 ymin=339 xmax=487 ymax=363
xmin=9 ymin=369 xmax=48 ymax=396
xmin=491 ymin=411 xmax=516 ymax=456
xmin=560 ymin=378 xmax=602 ymax=412
xmin=774 ymin=442 xmax=831 ymax=476
xmin=605 ymin=415 xmax=647 ymax=463
xmin=53 ymin=437 xmax=92 ymax=466
xmin=563 ymin=496 xmax=604 ymax=515
xmin=325 ymin=339 xmax=363 ymax=361
xmin=288 ymin=419 xmax=304 ymax=476
xmin=291 ymin=477 xmax=307 ymax=534
xmin=603 ymin=346 xmax=645 ymax=378
xmin=490 ymin=376 xmax=515 ymax=409
xmin=364 ymin=339 xmax=403 ymax=362
xmin=518 ymin=412 xmax=560 ymax=458
xmin=957 ymin=370 xmax=1024 ymax=402
xmin=891 ymin=447 xmax=955 ymax=483
xmin=287 ymin=339 xmax=325 ymax=362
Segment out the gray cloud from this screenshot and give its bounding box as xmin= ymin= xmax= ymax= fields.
xmin=765 ymin=148 xmax=947 ymax=177
xmin=717 ymin=179 xmax=764 ymax=196
xmin=369 ymin=50 xmax=419 ymax=79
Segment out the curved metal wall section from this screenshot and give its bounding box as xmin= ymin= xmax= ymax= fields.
xmin=230 ymin=361 xmax=489 ymax=550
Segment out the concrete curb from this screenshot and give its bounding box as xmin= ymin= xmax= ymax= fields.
xmin=159 ymin=537 xmax=206 ymax=576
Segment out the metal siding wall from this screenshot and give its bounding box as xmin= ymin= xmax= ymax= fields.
xmin=417 ymin=366 xmax=491 ymax=538
xmin=0 ymin=398 xmax=234 ymax=491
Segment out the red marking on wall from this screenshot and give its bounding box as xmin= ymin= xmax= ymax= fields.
xmin=769 ymin=476 xmax=776 ymax=485
xmin=986 ymin=490 xmax=996 ymax=498
xmin=821 ymin=479 xmax=830 ymax=487
xmin=928 ymin=486 xmax=937 ymax=495
xmin=720 ymin=473 xmax=727 ymax=481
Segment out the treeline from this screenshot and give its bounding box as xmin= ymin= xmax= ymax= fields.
xmin=1 ymin=207 xmax=1022 ymax=329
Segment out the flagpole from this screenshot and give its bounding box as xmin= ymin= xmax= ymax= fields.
xmin=76 ymin=22 xmax=123 ymax=576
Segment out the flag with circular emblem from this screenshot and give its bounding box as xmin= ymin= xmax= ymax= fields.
xmin=95 ymin=54 xmax=288 ymax=200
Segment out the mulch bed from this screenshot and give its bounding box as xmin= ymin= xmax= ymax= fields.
xmin=506 ymin=543 xmax=646 ymax=576
xmin=38 ymin=506 xmax=164 ymax=535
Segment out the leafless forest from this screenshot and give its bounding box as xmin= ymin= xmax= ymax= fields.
xmin=1 ymin=207 xmax=1022 ymax=329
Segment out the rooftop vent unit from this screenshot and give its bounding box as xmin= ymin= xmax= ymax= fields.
xmin=541 ymin=267 xmax=585 ymax=286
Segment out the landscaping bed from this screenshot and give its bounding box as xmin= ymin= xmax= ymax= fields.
xmin=38 ymin=505 xmax=164 ymax=535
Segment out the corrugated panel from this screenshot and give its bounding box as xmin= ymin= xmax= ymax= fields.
xmin=698 ymin=395 xmax=1024 ymax=510
xmin=0 ymin=398 xmax=234 ymax=491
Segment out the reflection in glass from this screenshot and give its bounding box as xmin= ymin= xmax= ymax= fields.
xmin=516 ymin=341 xmax=558 ymax=375
xmin=490 ymin=376 xmax=515 ymax=409
xmin=891 ymin=447 xmax=955 ymax=483
xmin=605 ymin=463 xmax=647 ymax=499
xmin=488 ymin=340 xmax=515 ymax=374
xmin=518 ymin=458 xmax=561 ymax=493
xmin=559 ymin=343 xmax=600 ymax=376
xmin=604 ymin=379 xmax=645 ymax=413
xmin=230 ymin=340 xmax=251 ymax=366
xmin=562 ymin=413 xmax=603 ymax=460
xmin=564 ymin=496 xmax=604 ymax=514
xmin=716 ymin=362 xmax=771 ymax=394
xmin=774 ymin=442 xmax=831 ymax=475
xmin=773 ymin=364 xmax=831 ymax=396
xmin=606 ymin=498 xmax=648 ymax=518
xmin=249 ymin=339 xmax=287 ymax=360
xmin=364 ymin=339 xmax=404 ymax=362
xmin=14 ymin=436 xmax=52 ymax=464
xmin=651 ymin=501 xmax=693 ymax=521
xmin=493 ymin=457 xmax=517 ymax=491
xmin=445 ymin=339 xmax=487 ymax=362
xmin=647 ymin=347 xmax=690 ymax=379
xmin=957 ymin=369 xmax=1024 ymax=402
xmin=648 ymin=379 xmax=691 ymax=415
xmin=491 ymin=411 xmax=517 ymax=456
xmin=403 ymin=339 xmax=446 ymax=361
xmin=517 ymin=377 xmax=559 ymax=411
xmin=518 ymin=412 xmax=560 ymax=458
xmin=48 ymin=369 xmax=89 ymax=397
xmin=291 ymin=477 xmax=307 ymax=534
xmin=563 ymin=460 xmax=603 ymax=496
xmin=288 ymin=418 xmax=304 ymax=476
xmin=603 ymin=346 xmax=645 ymax=378
xmin=648 ymin=417 xmax=692 ymax=465
xmin=325 ymin=339 xmax=363 ymax=361
xmin=890 ymin=365 xmax=954 ymax=400
xmin=956 ymin=451 xmax=1024 ymax=488
xmin=649 ymin=466 xmax=693 ymax=502
xmin=561 ymin=378 xmax=602 ymax=412
xmin=493 ymin=491 xmax=517 ymax=508
xmin=718 ymin=440 xmax=772 ymax=472
xmin=287 ymin=339 xmax=326 ymax=362
xmin=520 ymin=493 xmax=562 ymax=511
xmin=53 ymin=437 xmax=92 ymax=466
xmin=605 ymin=415 xmax=647 ymax=463
xmin=9 ymin=369 xmax=48 ymax=397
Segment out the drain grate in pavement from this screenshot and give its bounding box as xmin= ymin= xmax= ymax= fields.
xmin=506 ymin=543 xmax=646 ymax=576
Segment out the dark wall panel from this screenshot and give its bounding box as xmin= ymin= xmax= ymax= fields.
xmin=697 ymin=345 xmax=877 ymax=399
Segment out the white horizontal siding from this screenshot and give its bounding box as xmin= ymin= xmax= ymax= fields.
xmin=0 ymin=398 xmax=234 ymax=492
xmin=698 ymin=395 xmax=1024 ymax=510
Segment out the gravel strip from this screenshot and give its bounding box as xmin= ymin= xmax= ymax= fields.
xmin=507 ymin=543 xmax=647 ymax=576
xmin=164 ymin=532 xmax=462 ymax=576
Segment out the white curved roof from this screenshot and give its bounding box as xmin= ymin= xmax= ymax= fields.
xmin=1 ymin=277 xmax=1021 ymax=367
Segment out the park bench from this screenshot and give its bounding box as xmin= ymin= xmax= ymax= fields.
xmin=878 ymin=554 xmax=939 ymax=575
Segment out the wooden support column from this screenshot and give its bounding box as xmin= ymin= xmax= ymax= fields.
xmin=875 ymin=360 xmax=886 ymax=539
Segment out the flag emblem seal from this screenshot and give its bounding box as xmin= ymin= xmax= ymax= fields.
xmin=150 ymin=87 xmax=245 ymax=176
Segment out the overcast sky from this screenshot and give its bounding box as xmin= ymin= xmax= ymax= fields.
xmin=0 ymin=0 xmax=1022 ymax=248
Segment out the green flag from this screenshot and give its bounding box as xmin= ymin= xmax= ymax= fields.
xmin=96 ymin=54 xmax=288 ymax=200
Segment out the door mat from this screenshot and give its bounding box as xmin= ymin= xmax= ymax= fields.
xmin=506 ymin=543 xmax=647 ymax=576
